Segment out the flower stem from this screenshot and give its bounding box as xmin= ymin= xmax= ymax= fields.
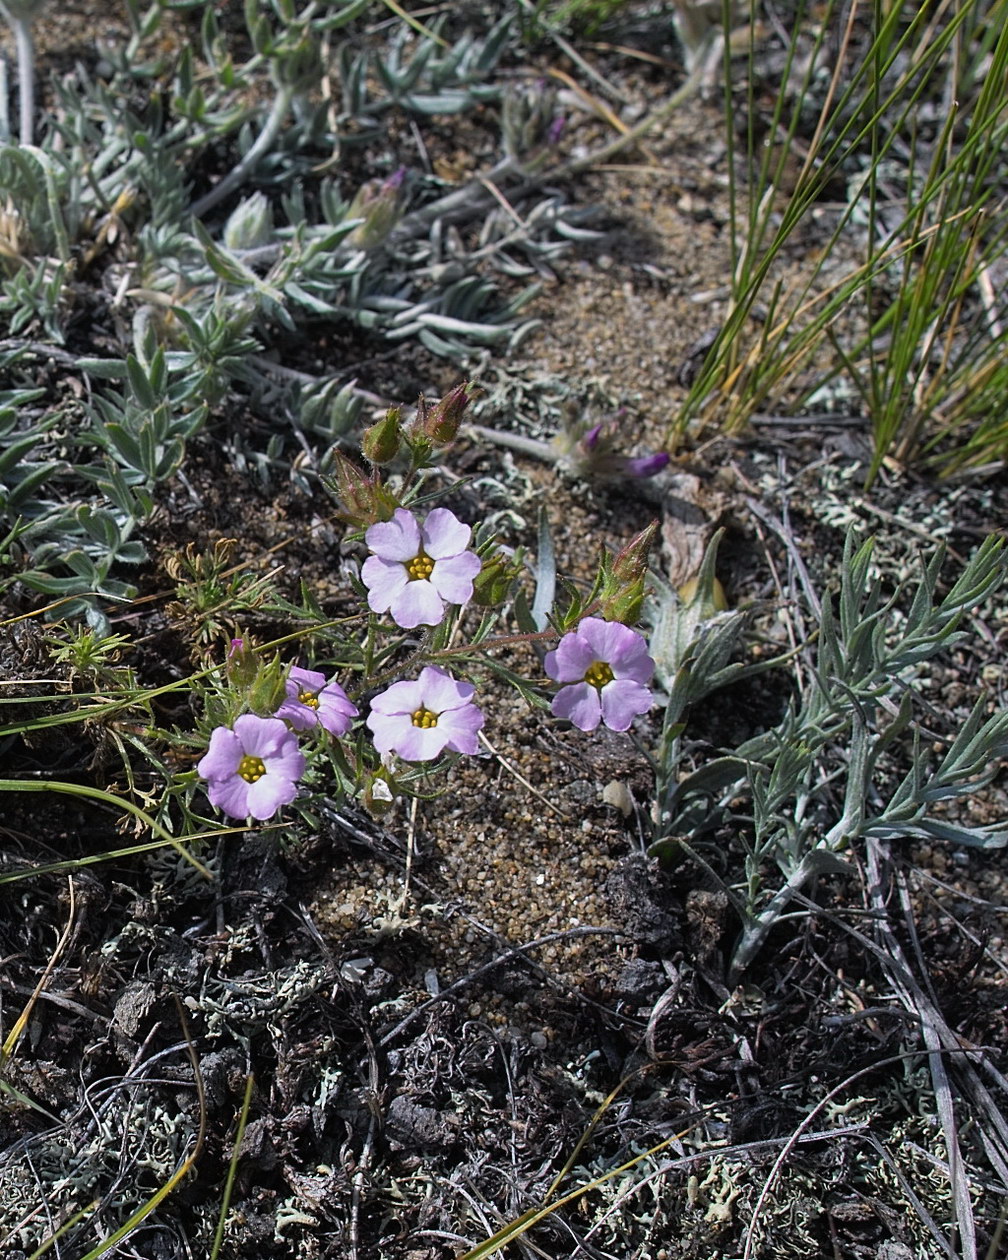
xmin=466 ymin=424 xmax=555 ymax=463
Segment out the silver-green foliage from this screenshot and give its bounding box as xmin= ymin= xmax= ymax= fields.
xmin=651 ymin=529 xmax=1008 ymax=980
xmin=0 ymin=0 xmax=587 ymax=608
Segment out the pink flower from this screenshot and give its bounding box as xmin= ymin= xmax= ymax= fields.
xmin=362 ymin=507 xmax=481 ymax=629
xmin=275 ymin=665 xmax=358 ymax=735
xmin=197 ymin=714 xmax=305 ymax=820
xmin=366 ymin=666 xmax=484 ymax=761
xmin=544 ymin=617 xmax=655 ymax=732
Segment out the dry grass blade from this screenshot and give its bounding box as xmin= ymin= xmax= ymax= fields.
xmin=0 ymin=874 xmax=74 ymax=1070
xmin=458 ymin=1097 xmax=705 ymax=1260
xmin=865 ymin=837 xmax=1007 ymax=1260
xmin=0 ymin=779 xmax=212 ymax=877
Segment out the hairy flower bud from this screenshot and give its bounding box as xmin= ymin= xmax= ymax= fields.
xmin=325 ymin=450 xmax=399 ymax=528
xmin=418 ymin=382 xmax=471 ymax=447
xmin=225 ymin=636 xmax=258 ymax=688
xmin=361 ymin=406 xmax=402 ymax=465
xmin=347 ymin=168 xmax=407 ymax=250
xmin=363 ymin=772 xmax=396 ymax=817
xmin=599 ymin=521 xmax=659 ymax=625
xmin=223 ymin=192 xmax=273 ymax=251
xmin=551 ymin=410 xmax=670 ymax=482
xmin=472 ymin=548 xmax=523 ymax=607
xmin=501 ymin=79 xmax=560 ymax=167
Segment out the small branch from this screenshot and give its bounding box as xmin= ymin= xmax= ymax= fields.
xmin=188 ymin=87 xmax=294 ymax=219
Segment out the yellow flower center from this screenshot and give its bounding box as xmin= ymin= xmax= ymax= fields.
xmin=406 ymin=550 xmax=435 ymax=581
xmin=584 ymin=660 xmax=614 ymax=690
xmin=238 ymin=754 xmax=266 ymax=783
xmin=411 ymin=707 xmax=439 ymax=729
xmin=298 ymin=689 xmax=320 ymax=710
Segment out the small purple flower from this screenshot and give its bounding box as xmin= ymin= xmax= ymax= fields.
xmin=197 ymin=714 xmax=305 ymax=820
xmin=275 ymin=665 xmax=358 ymax=735
xmin=623 ymin=452 xmax=671 ymax=478
xmin=552 ymin=411 xmax=669 ymax=481
xmin=366 ymin=666 xmax=484 ymax=761
xmin=362 ymin=507 xmax=481 ymax=629
xmin=544 ymin=617 xmax=655 ymax=732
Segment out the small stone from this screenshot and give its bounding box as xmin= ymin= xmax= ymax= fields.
xmin=602 ymin=779 xmax=633 ymax=817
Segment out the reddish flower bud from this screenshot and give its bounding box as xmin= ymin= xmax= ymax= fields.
xmin=326 ymin=449 xmax=399 ymax=528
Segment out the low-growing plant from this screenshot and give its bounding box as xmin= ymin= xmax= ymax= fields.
xmin=649 ymin=527 xmax=1008 ymax=980
xmin=0 ymin=0 xmax=595 ymax=608
xmin=0 ymin=383 xmax=665 ymax=886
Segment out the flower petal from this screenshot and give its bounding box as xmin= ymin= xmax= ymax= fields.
xmin=316 ymin=686 xmax=357 ymax=736
xmin=245 ymin=771 xmax=298 ymax=820
xmin=575 ymin=617 xmax=626 ymax=662
xmin=365 ymin=508 xmax=421 ymax=561
xmin=206 ymin=773 xmax=251 ymax=819
xmin=437 ymin=702 xmax=484 ymax=754
xmin=233 ymin=713 xmax=291 ymax=759
xmin=390 ymin=722 xmax=452 ymax=761
xmin=599 ymin=678 xmax=653 ymax=730
xmin=390 ymin=579 xmax=445 ymax=628
xmin=262 ymin=739 xmax=306 ymax=782
xmin=551 ymin=682 xmax=602 ymax=731
xmin=198 ymin=726 xmax=242 ymax=781
xmin=605 ymin=632 xmax=655 ymax=682
xmin=545 ymin=633 xmax=596 ymax=683
xmin=275 ymin=697 xmax=317 ymax=731
xmin=418 ymin=666 xmax=473 ymax=713
xmin=370 ymin=677 xmax=424 ymax=716
xmin=421 ymin=507 xmax=471 ymax=559
xmin=362 ymin=555 xmax=409 ymax=614
xmin=430 ymin=551 xmax=481 ymax=604
xmin=288 ymin=665 xmax=326 ymax=693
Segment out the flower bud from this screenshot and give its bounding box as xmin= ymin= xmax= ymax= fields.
xmin=347 ymin=168 xmax=407 ymax=250
xmin=599 ymin=521 xmax=659 ymax=625
xmin=225 ymin=635 xmax=258 ymax=688
xmin=223 ymin=192 xmax=273 ymax=251
xmin=502 ymin=79 xmax=559 ymax=167
xmin=472 ymin=548 xmax=523 ymax=607
xmin=419 ymin=382 xmax=471 ymax=447
xmin=325 ymin=450 xmax=399 ymax=527
xmin=247 ymin=654 xmax=288 ymax=717
xmin=552 ymin=411 xmax=670 ymax=482
xmin=363 ymin=772 xmax=396 ymax=817
xmin=361 ymin=406 xmax=402 ymax=465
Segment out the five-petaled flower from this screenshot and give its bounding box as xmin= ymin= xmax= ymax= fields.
xmin=198 ymin=714 xmax=305 ymax=820
xmin=544 ymin=617 xmax=654 ymax=732
xmin=362 ymin=507 xmax=481 ymax=629
xmin=366 ymin=666 xmax=484 ymax=761
xmin=275 ymin=665 xmax=358 ymax=735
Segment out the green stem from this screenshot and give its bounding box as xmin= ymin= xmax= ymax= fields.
xmin=0 ymin=778 xmax=212 ymax=878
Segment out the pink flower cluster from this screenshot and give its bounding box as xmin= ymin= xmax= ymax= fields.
xmin=198 ymin=654 xmax=483 ymax=822
xmin=197 ymin=508 xmax=656 ymax=824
